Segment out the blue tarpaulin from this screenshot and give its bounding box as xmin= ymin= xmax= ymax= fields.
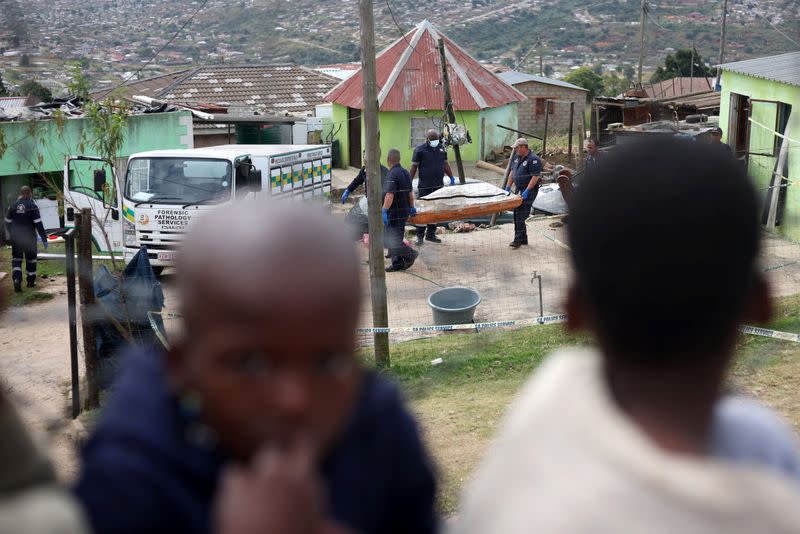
xmin=94 ymin=248 xmax=164 ymax=389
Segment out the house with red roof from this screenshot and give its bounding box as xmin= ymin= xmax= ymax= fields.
xmin=324 ymin=20 xmax=525 ymax=169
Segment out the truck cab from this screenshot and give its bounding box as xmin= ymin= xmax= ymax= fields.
xmin=63 ymin=144 xmax=332 ymax=269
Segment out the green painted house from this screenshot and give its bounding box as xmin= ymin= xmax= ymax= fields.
xmin=718 ymin=51 xmax=800 ymax=241
xmin=324 ymin=20 xmax=524 ymax=170
xmin=0 ymin=110 xmax=193 ymax=223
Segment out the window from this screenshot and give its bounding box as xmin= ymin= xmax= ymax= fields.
xmin=410 ymin=117 xmax=437 ymax=148
xmin=124 ymin=157 xmax=232 ymax=205
xmin=535 ymin=98 xmax=555 ymax=116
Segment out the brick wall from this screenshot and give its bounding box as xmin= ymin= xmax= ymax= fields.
xmin=514 ymin=81 xmax=588 ymax=137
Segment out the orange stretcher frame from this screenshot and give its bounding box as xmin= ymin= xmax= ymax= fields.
xmin=408 ymin=195 xmax=523 ymax=225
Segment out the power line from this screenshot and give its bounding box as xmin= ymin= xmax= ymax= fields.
xmin=385 ymin=0 xmax=417 ymax=53
xmin=107 ymin=0 xmax=209 ymax=94
xmin=754 ymin=11 xmax=800 ymax=47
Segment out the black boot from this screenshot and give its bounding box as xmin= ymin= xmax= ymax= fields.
xmin=13 ymin=280 xmax=22 ymax=293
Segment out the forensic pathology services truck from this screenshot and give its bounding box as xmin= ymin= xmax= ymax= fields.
xmin=63 ymin=144 xmax=332 ymax=272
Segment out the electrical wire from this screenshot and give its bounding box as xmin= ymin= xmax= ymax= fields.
xmin=754 ymin=10 xmax=800 ymax=47
xmin=385 ymin=0 xmax=417 ymax=53
xmin=107 ymin=0 xmax=210 ymax=94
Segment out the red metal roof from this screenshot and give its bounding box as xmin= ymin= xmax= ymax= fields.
xmin=325 ymin=20 xmax=525 ymax=111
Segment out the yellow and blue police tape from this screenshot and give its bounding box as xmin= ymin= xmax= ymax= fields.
xmin=147 ymin=311 xmax=800 ymax=347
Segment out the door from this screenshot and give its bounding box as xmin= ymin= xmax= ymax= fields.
xmin=63 ymin=156 xmax=123 ymax=253
xmin=728 ymin=93 xmax=750 ymax=160
xmin=348 ymin=107 xmax=362 ymax=168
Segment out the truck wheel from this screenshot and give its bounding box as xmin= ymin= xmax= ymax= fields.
xmin=152 ymin=266 xmax=165 ymax=276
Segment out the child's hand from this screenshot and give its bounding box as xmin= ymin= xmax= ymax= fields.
xmin=214 ymin=440 xmax=324 ymax=534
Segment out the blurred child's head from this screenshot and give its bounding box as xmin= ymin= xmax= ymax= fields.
xmin=566 ymin=137 xmax=768 ymax=365
xmin=171 ymin=201 xmax=362 ymax=462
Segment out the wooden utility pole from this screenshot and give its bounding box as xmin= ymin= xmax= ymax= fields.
xmin=76 ymin=209 xmax=99 ymax=408
xmin=690 ymin=40 xmax=695 ymax=92
xmin=542 ymin=100 xmax=550 ymax=154
xmin=437 ymin=38 xmax=466 ymax=185
xmin=359 ymin=0 xmax=390 ymax=368
xmin=715 ymin=0 xmax=729 ymax=88
xmin=637 ymin=0 xmax=647 ymax=85
xmin=539 ymin=47 xmax=544 ymax=76
xmin=568 ymin=101 xmax=575 ymax=159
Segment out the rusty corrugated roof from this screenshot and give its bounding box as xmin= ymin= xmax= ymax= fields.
xmin=325 ymin=20 xmax=525 ymax=111
xmin=642 ymin=77 xmax=714 ymax=100
xmin=155 ymin=64 xmax=340 ymax=115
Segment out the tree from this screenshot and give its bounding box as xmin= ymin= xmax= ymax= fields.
xmin=543 ymin=64 xmax=554 ymax=77
xmin=650 ymin=49 xmax=714 ymax=83
xmin=19 ymin=79 xmax=52 ymax=102
xmin=602 ymin=74 xmax=630 ymax=97
xmin=19 ymin=54 xmax=31 ymax=67
xmin=564 ymin=67 xmax=604 ymax=101
xmin=67 ymin=62 xmax=91 ymax=100
xmin=0 ymin=73 xmax=7 ymax=97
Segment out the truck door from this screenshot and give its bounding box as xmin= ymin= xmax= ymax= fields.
xmin=63 ymin=156 xmax=123 ymax=253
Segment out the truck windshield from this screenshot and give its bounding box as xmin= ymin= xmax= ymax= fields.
xmin=124 ymin=157 xmax=232 ymax=205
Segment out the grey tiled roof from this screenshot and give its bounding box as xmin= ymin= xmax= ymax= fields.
xmin=718 ymin=51 xmax=800 ymax=87
xmin=155 ymin=64 xmax=340 ymax=115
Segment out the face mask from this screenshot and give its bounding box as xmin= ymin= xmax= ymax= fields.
xmin=429 ymin=139 xmax=440 ymax=148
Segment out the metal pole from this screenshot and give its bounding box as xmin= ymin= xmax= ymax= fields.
xmin=438 ymin=38 xmax=467 ymax=185
xmin=542 ymin=100 xmax=550 ymax=154
xmin=715 ymin=0 xmax=728 ymax=89
xmin=568 ymin=101 xmax=575 ymax=159
xmin=359 ymin=0 xmax=390 ymax=368
xmin=77 ymin=209 xmax=99 ymax=408
xmin=65 ymin=230 xmax=80 ymax=418
xmin=690 ymin=40 xmax=694 ymax=92
xmin=637 ymin=0 xmax=647 ymax=85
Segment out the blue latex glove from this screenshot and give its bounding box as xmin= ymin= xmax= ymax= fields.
xmin=521 ymin=189 xmax=530 ymax=201
xmin=42 ymin=237 xmax=48 ymax=249
xmin=341 ymin=190 xmax=350 ymax=204
xmin=409 ymin=207 xmax=417 ymax=217
xmin=504 ymin=185 xmax=511 ymax=193
xmin=449 ymin=176 xmax=456 ymax=186
xmin=382 ymin=208 xmax=389 ymax=226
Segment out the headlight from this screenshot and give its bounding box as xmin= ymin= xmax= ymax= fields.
xmin=123 ymin=221 xmax=136 ymax=247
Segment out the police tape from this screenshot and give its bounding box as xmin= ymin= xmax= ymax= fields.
xmin=146 ymin=311 xmax=800 ymax=344
xmin=355 ymin=314 xmax=568 ymax=334
xmin=738 ymin=325 xmax=800 ymax=343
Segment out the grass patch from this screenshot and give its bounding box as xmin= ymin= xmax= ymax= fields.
xmin=0 ymin=241 xmax=120 ymax=307
xmin=375 ymin=296 xmax=800 ymax=514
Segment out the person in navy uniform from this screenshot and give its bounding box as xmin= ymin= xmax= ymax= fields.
xmin=585 ymin=138 xmax=601 ymax=169
xmin=340 ymin=151 xmax=390 ymax=204
xmin=709 ymin=127 xmax=734 ymax=158
xmin=504 ymin=138 xmax=543 ymax=249
xmin=5 ymin=186 xmax=48 ymax=292
xmin=410 ymin=129 xmax=456 ymax=246
xmin=382 ymin=149 xmax=418 ymax=272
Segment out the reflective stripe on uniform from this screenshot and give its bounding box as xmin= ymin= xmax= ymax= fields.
xmin=27 ymin=259 xmax=37 ymax=263
xmin=4 ymin=218 xmax=11 ymax=223
xmin=26 ymin=271 xmax=36 ymax=276
xmin=33 ymin=218 xmax=42 ymax=223
xmin=12 ymin=267 xmax=22 ymax=272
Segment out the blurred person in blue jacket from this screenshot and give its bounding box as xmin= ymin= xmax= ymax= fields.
xmin=74 ymin=200 xmax=437 ymax=534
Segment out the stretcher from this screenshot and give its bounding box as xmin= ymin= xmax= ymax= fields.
xmin=408 ymin=182 xmax=522 ymax=225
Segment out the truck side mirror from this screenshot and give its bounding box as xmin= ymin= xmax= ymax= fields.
xmin=111 ymin=209 xmax=119 ymax=221
xmin=66 ymin=207 xmax=75 ymax=222
xmin=238 ymin=161 xmax=250 ymax=179
xmin=249 ymin=170 xmax=262 ymax=193
xmin=93 ymin=169 xmax=106 ymax=192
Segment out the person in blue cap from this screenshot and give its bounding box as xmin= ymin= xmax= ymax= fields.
xmin=503 ymin=138 xmax=543 ymax=249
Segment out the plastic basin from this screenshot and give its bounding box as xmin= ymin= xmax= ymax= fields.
xmin=427 ymin=287 xmax=481 ymax=325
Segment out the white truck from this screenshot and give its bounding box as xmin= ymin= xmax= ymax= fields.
xmin=63 ymin=144 xmax=333 ymax=272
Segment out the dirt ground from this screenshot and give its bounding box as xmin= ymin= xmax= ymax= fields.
xmin=0 ymin=277 xmax=83 ymax=482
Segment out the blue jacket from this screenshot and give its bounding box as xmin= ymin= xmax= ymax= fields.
xmin=74 ymin=350 xmax=438 ymax=534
